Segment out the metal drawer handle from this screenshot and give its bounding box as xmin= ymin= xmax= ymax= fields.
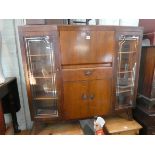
xmin=84 ymin=70 xmax=92 ymax=76
xmin=81 ymin=94 xmax=88 ymax=100
xmin=90 ymin=94 xmax=95 ymax=100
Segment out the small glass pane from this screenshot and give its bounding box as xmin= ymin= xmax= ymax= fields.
xmin=119 ymin=35 xmax=139 ymax=52
xmin=27 ymin=37 xmax=52 ymax=55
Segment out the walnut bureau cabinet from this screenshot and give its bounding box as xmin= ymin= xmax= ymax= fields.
xmin=133 ymin=46 xmax=155 ymax=134
xmin=18 ymin=25 xmax=143 ymax=123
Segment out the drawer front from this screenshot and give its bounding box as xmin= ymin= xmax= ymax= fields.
xmin=62 ymin=67 xmax=112 ymax=82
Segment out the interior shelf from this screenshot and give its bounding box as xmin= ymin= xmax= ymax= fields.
xmin=118 ymin=51 xmax=136 ymax=54
xmin=37 ymin=109 xmax=58 ymax=116
xmin=117 ymin=85 xmax=134 ymax=88
xmin=116 ymin=89 xmax=132 ymax=94
xmin=27 ymin=53 xmax=52 ymax=57
xmin=33 ymin=77 xmax=54 ymax=79
xmin=34 ymin=96 xmax=58 ymax=100
xmin=117 ymin=71 xmax=133 ymax=73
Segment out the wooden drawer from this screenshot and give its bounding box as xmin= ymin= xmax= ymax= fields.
xmin=62 ymin=67 xmax=112 ymax=82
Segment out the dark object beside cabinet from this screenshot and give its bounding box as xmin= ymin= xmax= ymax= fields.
xmin=0 ymin=77 xmax=21 ymax=134
xmin=134 ymin=46 xmax=155 ymax=134
xmin=18 ymin=25 xmax=143 ymax=123
xmin=133 ymin=105 xmax=155 ymax=135
xmin=137 ymin=46 xmax=155 ymax=109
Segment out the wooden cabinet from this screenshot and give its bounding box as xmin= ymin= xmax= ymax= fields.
xmin=19 ymin=25 xmax=143 ymax=122
xmin=138 ymin=47 xmax=155 ymax=100
xmin=63 ymin=74 xmax=112 ymax=120
xmin=137 ymin=46 xmax=155 ymax=110
xmin=18 ymin=26 xmax=62 ymax=121
xmin=134 ymin=46 xmax=155 ymax=134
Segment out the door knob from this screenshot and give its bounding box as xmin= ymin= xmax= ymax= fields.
xmin=84 ymin=70 xmax=92 ymax=76
xmin=81 ymin=94 xmax=88 ymax=100
xmin=90 ymin=94 xmax=95 ymax=100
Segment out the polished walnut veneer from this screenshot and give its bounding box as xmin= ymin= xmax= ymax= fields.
xmin=18 ymin=25 xmax=143 ymax=123
xmin=134 ymin=46 xmax=155 ymax=134
xmin=138 ymin=46 xmax=155 ymax=105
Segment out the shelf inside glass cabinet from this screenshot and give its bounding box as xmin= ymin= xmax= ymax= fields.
xmin=30 ymin=78 xmax=57 ymax=99
xmin=34 ymin=100 xmax=58 ymax=116
xmin=116 ymin=91 xmax=133 ymax=107
xmin=27 ymin=54 xmax=56 ymax=77
xmin=37 ymin=109 xmax=58 ymax=116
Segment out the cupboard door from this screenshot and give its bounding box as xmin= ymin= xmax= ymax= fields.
xmin=88 ymin=79 xmax=112 ymax=116
xmin=60 ymin=30 xmax=114 ymax=65
xmin=115 ymin=33 xmax=142 ymax=109
xmin=63 ymin=81 xmax=89 ymax=119
xmin=24 ymin=34 xmax=61 ymax=119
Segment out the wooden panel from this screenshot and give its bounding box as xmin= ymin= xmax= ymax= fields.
xmin=139 ymin=19 xmax=155 ymax=33
xmin=60 ymin=30 xmax=115 ymax=65
xmin=139 ymin=47 xmax=155 ymax=98
xmin=62 ymin=67 xmax=112 ymax=82
xmin=88 ymin=79 xmax=112 ymax=116
xmin=63 ymin=81 xmax=89 ymax=120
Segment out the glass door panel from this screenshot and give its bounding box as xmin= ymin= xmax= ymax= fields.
xmin=25 ymin=36 xmax=59 ymax=117
xmin=116 ymin=35 xmax=139 ymax=108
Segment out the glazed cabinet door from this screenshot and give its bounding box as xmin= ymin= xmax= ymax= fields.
xmin=88 ymin=79 xmax=112 ymax=116
xmin=60 ymin=30 xmax=115 ymax=65
xmin=63 ymin=81 xmax=89 ymax=119
xmin=19 ymin=27 xmax=62 ymax=120
xmin=115 ymin=32 xmax=142 ymax=109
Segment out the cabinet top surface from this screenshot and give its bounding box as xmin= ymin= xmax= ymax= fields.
xmin=59 ymin=25 xmax=143 ymax=31
xmin=18 ymin=25 xmax=143 ymax=32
